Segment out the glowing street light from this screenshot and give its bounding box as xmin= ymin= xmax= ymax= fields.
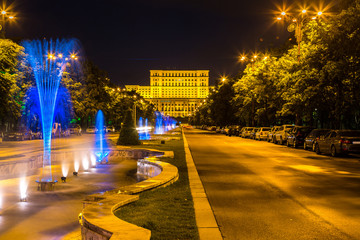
xmin=0 ymin=6 xmax=16 ymax=39
xmin=276 ymin=6 xmax=326 ymax=61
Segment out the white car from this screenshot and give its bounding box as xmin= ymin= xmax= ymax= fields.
xmin=105 ymin=126 xmax=115 ymax=132
xmin=255 ymin=127 xmax=271 ymax=141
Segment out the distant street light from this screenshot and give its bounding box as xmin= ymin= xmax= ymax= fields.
xmin=0 ymin=6 xmax=16 ymax=39
xmin=276 ymin=7 xmax=325 ymax=61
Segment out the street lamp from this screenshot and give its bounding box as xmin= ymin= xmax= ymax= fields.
xmin=0 ymin=8 xmax=15 ymax=39
xmin=239 ymin=52 xmax=270 ymax=70
xmin=276 ymin=8 xmax=324 ymax=61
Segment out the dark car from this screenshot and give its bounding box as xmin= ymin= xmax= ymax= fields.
xmin=3 ymin=127 xmax=33 ymax=141
xmin=286 ymin=126 xmax=314 ymax=148
xmin=228 ymin=126 xmax=241 ymax=137
xmin=69 ymin=124 xmax=82 ymax=135
xmin=32 ymin=127 xmax=43 ymax=139
xmin=303 ymin=129 xmax=331 ymax=151
xmin=314 ymin=130 xmax=360 ymax=157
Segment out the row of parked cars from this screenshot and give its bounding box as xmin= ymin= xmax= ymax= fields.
xmin=1 ymin=123 xmax=118 ymax=141
xmin=1 ymin=123 xmax=83 ymax=141
xmin=217 ymin=125 xmax=360 ymax=157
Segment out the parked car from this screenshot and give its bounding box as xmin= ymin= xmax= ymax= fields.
xmin=303 ymin=129 xmax=331 ymax=151
xmin=255 ymin=127 xmax=271 ymax=141
xmin=221 ymin=127 xmax=229 ymax=135
xmin=69 ymin=124 xmax=82 ymax=135
xmin=207 ymin=126 xmax=217 ymax=131
xmin=3 ymin=127 xmax=33 ymax=141
xmin=105 ymin=125 xmax=115 ymax=133
xmin=267 ymin=126 xmax=281 ymax=142
xmin=314 ymin=130 xmax=360 ymax=157
xmin=286 ymin=126 xmax=314 ymax=148
xmin=61 ymin=128 xmax=71 ymax=137
xmin=228 ymin=126 xmax=241 ymax=136
xmin=249 ymin=127 xmax=260 ymax=139
xmin=239 ymin=127 xmax=246 ymax=137
xmin=274 ymin=125 xmax=295 ymax=145
xmin=215 ymin=127 xmax=222 ymax=133
xmin=86 ymin=126 xmax=96 ymax=134
xmin=52 ymin=122 xmax=62 ymax=138
xmin=241 ymin=127 xmax=254 ymax=138
xmin=32 ymin=127 xmax=43 ymax=139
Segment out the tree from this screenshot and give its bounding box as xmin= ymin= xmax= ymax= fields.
xmin=117 ymin=110 xmax=140 ymax=145
xmin=0 ymin=39 xmax=24 ymax=130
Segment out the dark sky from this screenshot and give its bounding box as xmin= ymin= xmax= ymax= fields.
xmin=7 ymin=0 xmax=300 ymax=85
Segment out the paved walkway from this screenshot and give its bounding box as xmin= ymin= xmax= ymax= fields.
xmin=182 ymin=131 xmax=223 ymax=240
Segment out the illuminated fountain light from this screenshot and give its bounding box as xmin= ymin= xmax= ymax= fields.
xmin=19 ymin=178 xmax=28 ymax=202
xmin=154 ymin=111 xmax=164 ymax=134
xmin=82 ymin=155 xmax=90 ymax=171
xmin=145 ymin=118 xmax=150 ymax=140
xmin=22 ymin=39 xmax=80 ymax=183
xmin=94 ymin=110 xmax=110 ymax=163
xmin=61 ymin=162 xmax=69 ymax=177
xmin=137 ymin=117 xmax=151 ymax=140
xmin=73 ymin=160 xmax=80 ymax=176
xmin=90 ymin=154 xmax=96 ymax=167
xmin=61 ymin=162 xmax=69 ymax=183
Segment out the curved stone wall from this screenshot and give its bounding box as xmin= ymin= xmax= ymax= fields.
xmin=80 ymin=150 xmax=178 ymax=240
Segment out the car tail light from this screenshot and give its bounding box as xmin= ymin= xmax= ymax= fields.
xmin=340 ymin=139 xmax=351 ymax=144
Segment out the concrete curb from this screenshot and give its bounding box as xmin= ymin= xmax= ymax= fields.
xmin=182 ymin=131 xmax=223 ymax=240
xmin=80 ymin=150 xmax=179 ymax=240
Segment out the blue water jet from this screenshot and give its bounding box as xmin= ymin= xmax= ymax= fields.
xmin=154 ymin=112 xmax=177 ymax=134
xmin=154 ymin=111 xmax=164 ymax=134
xmin=94 ymin=110 xmax=109 ymax=163
xmin=23 ymin=39 xmax=79 ymax=182
xmin=145 ymin=118 xmax=150 ymax=140
xmin=138 ymin=117 xmax=150 ymax=140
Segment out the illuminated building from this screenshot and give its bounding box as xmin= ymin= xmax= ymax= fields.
xmin=126 ymin=70 xmax=213 ymax=117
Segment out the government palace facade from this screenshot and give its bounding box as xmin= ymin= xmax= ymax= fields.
xmin=125 ymin=70 xmax=214 ymax=118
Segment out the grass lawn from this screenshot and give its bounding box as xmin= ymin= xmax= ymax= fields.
xmin=114 ymin=130 xmax=199 ymax=240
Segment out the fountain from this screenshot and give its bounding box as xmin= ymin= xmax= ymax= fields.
xmin=154 ymin=111 xmax=164 ymax=134
xmin=94 ymin=110 xmax=109 ymax=163
xmin=23 ymin=39 xmax=79 ymax=189
xmin=138 ymin=117 xmax=151 ymax=140
xmin=145 ymin=118 xmax=150 ymax=140
xmin=154 ymin=112 xmax=177 ymax=134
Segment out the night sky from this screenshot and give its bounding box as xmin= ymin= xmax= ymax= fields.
xmin=6 ymin=0 xmax=322 ymax=86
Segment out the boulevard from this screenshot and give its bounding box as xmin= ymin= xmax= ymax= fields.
xmin=184 ymin=128 xmax=360 ymax=240
xmin=0 ymin=134 xmax=137 ymax=240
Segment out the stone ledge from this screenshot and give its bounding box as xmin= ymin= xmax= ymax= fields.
xmin=81 ymin=150 xmax=179 ymax=240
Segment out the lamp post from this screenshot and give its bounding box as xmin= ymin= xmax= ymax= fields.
xmin=276 ymin=9 xmax=323 ymax=62
xmin=0 ymin=9 xmax=15 ymax=39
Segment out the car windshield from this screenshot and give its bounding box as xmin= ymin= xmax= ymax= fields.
xmin=339 ymin=131 xmax=360 ymax=137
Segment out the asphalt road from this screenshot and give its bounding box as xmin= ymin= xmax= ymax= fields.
xmin=0 ymin=133 xmax=137 ymax=240
xmin=184 ymin=128 xmax=360 ymax=240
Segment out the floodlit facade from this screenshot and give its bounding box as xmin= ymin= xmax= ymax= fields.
xmin=126 ymin=70 xmax=213 ymax=117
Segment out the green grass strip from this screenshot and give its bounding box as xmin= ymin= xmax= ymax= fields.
xmin=114 ymin=132 xmax=199 ymax=240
